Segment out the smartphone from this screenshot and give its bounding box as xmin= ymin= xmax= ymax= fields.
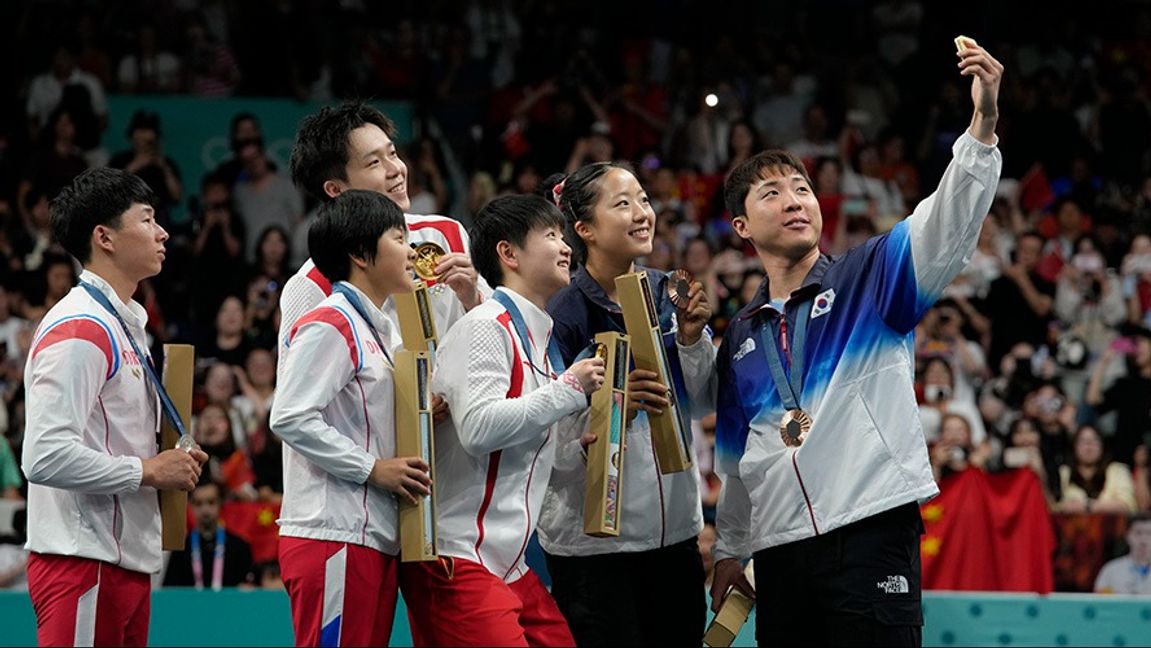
xmin=1111 ymin=337 xmax=1138 ymax=355
xmin=1003 ymin=447 xmax=1032 ymax=469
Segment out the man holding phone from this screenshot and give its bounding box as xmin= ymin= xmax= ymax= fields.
xmin=1085 ymin=328 xmax=1151 ymax=466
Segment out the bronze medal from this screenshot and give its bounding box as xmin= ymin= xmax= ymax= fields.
xmin=779 ymin=408 xmax=813 ymax=447
xmin=413 ymin=242 xmax=446 ymax=282
xmin=667 ymin=269 xmax=694 ymax=310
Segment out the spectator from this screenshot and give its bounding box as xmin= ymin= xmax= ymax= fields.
xmin=163 ymin=480 xmax=255 ymax=589
xmin=17 ymin=108 xmax=89 ymax=227
xmin=232 ymin=348 xmax=276 ymax=442
xmin=251 ymin=225 xmax=292 ymax=289
xmin=193 ymin=402 xmax=256 ymax=500
xmin=1022 ymin=381 xmax=1076 ymax=467
xmin=242 ymin=274 xmax=280 ymax=351
xmin=209 ymin=113 xmax=274 ymax=188
xmin=0 ymin=435 xmax=21 ymax=501
xmin=1085 ymin=327 xmax=1151 ymax=466
xmin=725 ymin=120 xmax=763 ymax=178
xmin=1057 ymin=425 xmax=1137 ymax=514
xmin=25 ymin=42 xmax=108 ymax=146
xmin=985 ymin=231 xmax=1056 ymax=369
xmin=878 ymin=130 xmax=920 ymax=207
xmin=786 ymin=103 xmax=838 ymax=168
xmin=946 ymin=214 xmax=1004 ymax=303
xmin=464 ymin=171 xmax=497 ymax=226
xmin=0 ymin=286 xmax=26 ymax=365
xmin=191 ymin=174 xmax=246 ymax=324
xmin=117 ymin=23 xmax=182 ymax=94
xmin=682 ymin=237 xmax=719 ymax=314
xmin=233 ymin=136 xmax=303 ymax=263
xmin=72 ymin=12 xmax=112 ymax=89
xmin=198 ymin=362 xmax=248 ymax=450
xmin=1095 ymin=515 xmax=1151 ymax=594
xmin=916 ymin=299 xmax=989 ymax=404
xmin=406 ymin=138 xmax=449 ymax=215
xmin=841 ymin=142 xmax=906 ymax=226
xmin=918 ymin=357 xmax=988 ymax=446
xmin=24 ymin=255 xmax=76 ymax=322
xmin=182 ymin=13 xmax=241 ymax=97
xmin=247 ymin=414 xmax=283 ymax=502
xmin=1134 ymin=445 xmax=1151 ymax=513
xmin=10 ymin=189 xmax=56 ymax=274
xmin=200 ymin=296 xmax=254 ymax=368
xmin=1037 ymin=198 xmax=1092 ymax=283
xmin=999 ymin=416 xmax=1060 ymax=505
xmin=108 ymin=111 xmax=183 ymax=225
xmin=1121 ymin=234 xmax=1151 ymax=329
xmin=813 ymin=157 xmax=848 ymax=253
xmin=752 ymin=61 xmax=809 ymax=148
xmin=930 ymin=413 xmax=989 ymax=483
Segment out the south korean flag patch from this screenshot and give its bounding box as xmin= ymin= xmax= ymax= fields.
xmin=811 ymin=288 xmax=836 ymax=319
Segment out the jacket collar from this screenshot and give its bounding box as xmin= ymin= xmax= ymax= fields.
xmin=572 ymin=265 xmax=666 ymax=314
xmin=79 ymin=269 xmax=148 ymax=330
xmin=741 ymin=253 xmax=832 ymax=319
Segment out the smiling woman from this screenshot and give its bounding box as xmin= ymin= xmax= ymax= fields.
xmin=539 ymin=160 xmax=717 ymax=645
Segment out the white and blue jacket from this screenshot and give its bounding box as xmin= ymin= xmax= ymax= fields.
xmin=714 ymin=132 xmax=1001 ymax=559
xmin=540 ymin=267 xmax=715 ymax=556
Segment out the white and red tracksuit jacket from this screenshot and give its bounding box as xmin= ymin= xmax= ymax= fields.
xmin=431 ymin=288 xmax=589 ymax=583
xmin=271 ymin=282 xmax=404 ymax=555
xmin=22 ymin=270 xmax=162 ymax=574
xmin=278 ymin=213 xmax=491 ymax=368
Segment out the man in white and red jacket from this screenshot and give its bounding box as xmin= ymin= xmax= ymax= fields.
xmin=22 ymin=168 xmax=207 ymax=647
xmin=400 ymin=194 xmax=605 ymax=646
xmin=280 ymin=102 xmax=490 ymax=356
xmin=271 ymin=190 xmax=431 ymax=647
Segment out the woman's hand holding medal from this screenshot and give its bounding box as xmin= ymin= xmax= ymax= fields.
xmin=668 ymin=269 xmax=711 ymax=346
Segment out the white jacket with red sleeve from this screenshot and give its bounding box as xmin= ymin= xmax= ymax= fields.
xmin=431 ymin=287 xmax=589 ymax=583
xmin=270 ymin=282 xmax=404 ymax=554
xmin=22 ymin=270 xmax=162 ymax=574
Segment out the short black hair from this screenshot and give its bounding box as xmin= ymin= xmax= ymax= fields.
xmin=290 ymin=101 xmax=398 ymax=202
xmin=126 ymin=109 xmax=161 ymax=137
xmin=539 ymin=161 xmax=633 ymax=266
xmin=471 ymin=194 xmax=565 ymax=288
xmin=723 ymin=149 xmax=813 ymax=219
xmin=309 ymin=189 xmax=405 ymax=283
xmin=229 ymin=112 xmax=261 ymax=152
xmin=51 ymin=167 xmax=156 ymax=264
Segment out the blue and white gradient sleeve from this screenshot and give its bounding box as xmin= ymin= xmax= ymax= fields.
xmin=714 ymin=474 xmax=753 ymax=562
xmin=676 ymin=326 xmax=717 ymax=419
xmin=714 ymin=332 xmax=751 ymax=476
xmin=905 ymin=132 xmax=1001 ymax=322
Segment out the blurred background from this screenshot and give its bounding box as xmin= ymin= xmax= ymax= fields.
xmin=1 ymin=1 xmax=1151 ymax=643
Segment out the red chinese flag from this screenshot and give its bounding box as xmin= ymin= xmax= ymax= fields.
xmin=920 ymin=468 xmax=1054 ymax=592
xmin=220 ymin=501 xmax=282 ymax=564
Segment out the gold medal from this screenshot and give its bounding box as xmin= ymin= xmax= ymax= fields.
xmin=594 ymin=342 xmax=608 ymax=361
xmin=667 ymin=269 xmax=694 ymax=310
xmin=779 ymin=408 xmax=813 ymax=447
xmin=413 ymin=242 xmax=446 ymax=282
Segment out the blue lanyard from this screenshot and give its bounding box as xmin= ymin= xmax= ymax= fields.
xmin=491 ymin=289 xmax=565 ymax=376
xmin=332 ymin=283 xmax=394 ymax=367
xmin=79 ymin=281 xmax=186 ymax=438
xmin=759 ymin=299 xmax=812 ymax=411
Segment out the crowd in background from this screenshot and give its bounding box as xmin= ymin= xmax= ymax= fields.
xmin=1 ymin=0 xmax=1151 ymax=592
